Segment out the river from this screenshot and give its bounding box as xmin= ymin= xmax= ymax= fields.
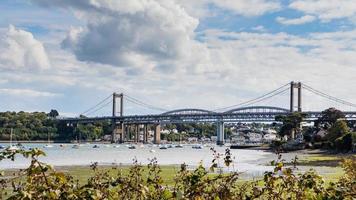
xmin=0 ymin=143 xmax=275 ymax=178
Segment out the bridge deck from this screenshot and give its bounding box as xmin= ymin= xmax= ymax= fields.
xmin=61 ymin=111 xmax=356 ymax=124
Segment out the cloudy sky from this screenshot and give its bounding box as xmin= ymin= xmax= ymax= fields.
xmin=1 ymin=0 xmax=356 ymax=116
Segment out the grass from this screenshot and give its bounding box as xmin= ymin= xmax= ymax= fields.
xmin=56 ymin=164 xmax=182 ymax=185
xmin=297 ymin=153 xmax=355 ymax=167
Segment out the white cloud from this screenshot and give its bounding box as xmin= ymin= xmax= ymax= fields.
xmin=0 ymin=88 xmax=60 ymax=97
xmin=43 ymin=0 xmax=200 ymax=72
xmin=2 ymin=0 xmax=356 ymax=114
xmin=0 ymin=25 xmax=50 ymax=70
xmin=276 ymin=15 xmax=316 ymax=25
xmin=289 ymin=0 xmax=356 ymax=22
xmin=211 ymin=0 xmax=281 ymax=17
xmin=175 ymin=0 xmax=281 ymax=17
xmin=251 ymin=25 xmax=267 ymax=32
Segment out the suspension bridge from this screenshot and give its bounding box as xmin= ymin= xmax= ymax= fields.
xmin=61 ymin=81 xmax=356 ymax=144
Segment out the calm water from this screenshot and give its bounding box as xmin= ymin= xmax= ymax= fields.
xmin=0 ymin=143 xmax=274 ymax=177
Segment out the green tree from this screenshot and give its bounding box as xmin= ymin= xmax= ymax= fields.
xmin=315 ymin=107 xmax=345 ymax=129
xmin=48 ymin=109 xmax=59 ymax=118
xmin=275 ymin=112 xmax=306 ymax=140
xmin=326 ymin=120 xmax=349 ymax=144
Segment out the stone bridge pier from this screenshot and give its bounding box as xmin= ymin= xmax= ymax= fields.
xmin=216 ymin=121 xmax=225 ymax=145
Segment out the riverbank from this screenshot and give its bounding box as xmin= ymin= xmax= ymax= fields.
xmin=49 ymin=149 xmax=355 ymax=184
xmin=2 ymin=148 xmax=352 ymax=186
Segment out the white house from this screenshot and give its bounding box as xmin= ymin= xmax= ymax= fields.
xmin=246 ymin=132 xmax=263 ymax=143
xmin=263 ymin=133 xmax=278 ymax=143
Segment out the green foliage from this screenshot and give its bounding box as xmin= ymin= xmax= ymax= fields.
xmin=275 ymin=112 xmax=306 ymax=138
xmin=0 ymin=111 xmax=57 ymax=140
xmin=326 ymin=120 xmax=349 ymax=144
xmin=48 ymin=110 xmax=59 ymax=119
xmin=316 ymin=108 xmax=345 ymax=129
xmin=335 ymin=133 xmax=353 ymax=152
xmin=0 ymin=148 xmax=355 ymax=199
xmin=0 ymin=111 xmax=113 ymax=141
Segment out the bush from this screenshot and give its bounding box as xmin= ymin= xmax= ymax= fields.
xmin=0 ymin=147 xmax=355 ymax=199
xmin=335 ymin=133 xmax=353 ymax=152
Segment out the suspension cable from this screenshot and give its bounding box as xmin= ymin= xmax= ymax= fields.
xmin=213 ymin=82 xmax=290 ymax=111
xmin=124 ymin=94 xmax=168 ymax=112
xmin=84 ymin=100 xmax=113 ymax=116
xmin=302 ymin=84 xmax=356 ymax=108
xmin=80 ymin=94 xmax=112 ymax=116
xmin=237 ymin=87 xmax=290 ymax=108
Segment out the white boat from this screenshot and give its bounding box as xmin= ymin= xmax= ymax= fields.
xmin=8 ymin=145 xmax=20 ymax=151
xmin=175 ymin=144 xmax=184 ymax=148
xmin=128 ymin=145 xmax=136 ymax=149
xmin=72 ymin=144 xmax=80 ymax=149
xmin=159 ymin=145 xmax=168 ymax=149
xmin=8 ymin=128 xmax=19 ymax=151
xmin=44 ymin=144 xmax=54 ymax=148
xmin=149 ymin=149 xmax=156 ymax=153
xmin=113 ymin=145 xmax=120 ymax=148
xmin=44 ymin=131 xmax=53 ymax=148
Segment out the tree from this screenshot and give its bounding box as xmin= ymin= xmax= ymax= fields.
xmin=315 ymin=108 xmax=345 ymax=129
xmin=275 ymin=112 xmax=306 ymax=140
xmin=326 ymin=120 xmax=349 ymax=143
xmin=48 ymin=109 xmax=59 ymax=118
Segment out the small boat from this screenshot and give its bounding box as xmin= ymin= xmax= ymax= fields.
xmin=113 ymin=145 xmax=120 ymax=148
xmin=44 ymin=131 xmax=53 ymax=148
xmin=192 ymin=144 xmax=203 ymax=149
xmin=8 ymin=129 xmax=20 ymax=151
xmin=128 ymin=145 xmax=136 ymax=149
xmin=44 ymin=144 xmax=54 ymax=148
xmin=8 ymin=145 xmax=20 ymax=151
xmin=167 ymin=144 xmax=174 ymax=148
xmin=0 ymin=145 xmax=5 ymax=149
xmin=159 ymin=145 xmax=168 ymax=149
xmin=72 ymin=144 xmax=80 ymax=149
xmin=149 ymin=149 xmax=156 ymax=153
xmin=175 ymin=144 xmax=184 ymax=148
xmin=59 ymin=144 xmax=66 ymax=148
xmin=93 ymin=144 xmax=100 ymax=148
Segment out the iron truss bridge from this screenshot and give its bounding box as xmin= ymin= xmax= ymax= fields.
xmin=61 ymin=106 xmax=356 ymax=124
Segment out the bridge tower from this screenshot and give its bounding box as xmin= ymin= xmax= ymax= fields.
xmin=290 ymin=81 xmax=302 ymax=112
xmin=112 ymin=93 xmax=124 ymax=143
xmin=216 ymin=121 xmax=225 ymax=145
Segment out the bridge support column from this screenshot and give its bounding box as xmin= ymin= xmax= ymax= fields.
xmin=143 ymin=124 xmax=148 ymax=144
xmin=154 ymin=124 xmax=161 ymax=144
xmin=135 ymin=124 xmax=139 ymax=143
xmin=116 ymin=122 xmax=125 ymax=143
xmin=123 ymin=124 xmax=128 ymax=142
xmin=290 ymin=81 xmax=302 ymax=112
xmin=216 ymin=121 xmax=224 ymax=145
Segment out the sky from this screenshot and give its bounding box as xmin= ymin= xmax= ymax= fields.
xmin=1 ymin=0 xmax=356 ymax=117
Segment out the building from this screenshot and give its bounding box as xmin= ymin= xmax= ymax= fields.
xmin=263 ymin=133 xmax=278 ymax=143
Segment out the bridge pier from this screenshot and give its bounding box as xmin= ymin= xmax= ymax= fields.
xmin=118 ymin=122 xmax=124 ymax=143
xmin=216 ymin=121 xmax=224 ymax=145
xmin=153 ymin=124 xmax=161 ymax=144
xmin=134 ymin=124 xmax=139 ymax=143
xmin=143 ymin=124 xmax=149 ymax=143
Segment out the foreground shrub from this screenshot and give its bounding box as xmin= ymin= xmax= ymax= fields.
xmin=0 ymin=147 xmax=355 ymax=199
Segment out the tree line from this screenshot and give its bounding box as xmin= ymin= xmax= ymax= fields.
xmin=0 ymin=110 xmax=112 ymax=142
xmin=275 ymin=107 xmax=356 ymax=152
